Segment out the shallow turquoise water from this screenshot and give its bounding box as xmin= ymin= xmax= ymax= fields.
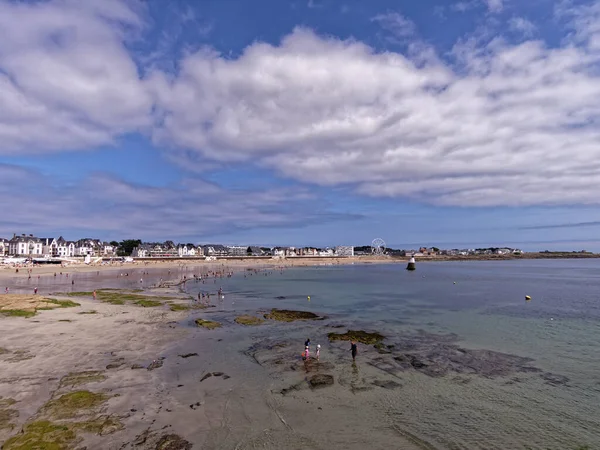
xmin=183 ymin=260 xmax=600 ymax=449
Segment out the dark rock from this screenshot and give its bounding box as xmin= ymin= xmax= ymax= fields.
xmin=106 ymin=363 xmax=124 ymax=370
xmin=131 ymin=364 xmax=145 ymax=370
xmin=541 ymin=372 xmax=570 ymax=386
xmin=222 ymin=375 xmax=230 ymax=380
xmin=200 ymin=373 xmax=212 ymax=382
xmin=275 ymin=296 xmax=286 ymax=299
xmin=178 ymin=353 xmax=198 ymax=359
xmin=328 ymin=330 xmax=385 ymax=345
xmin=263 ymin=309 xmax=320 ymax=322
xmin=309 ymin=374 xmax=334 ymax=389
xmin=155 ymin=434 xmax=192 ymax=450
xmin=212 ymin=372 xmax=224 ymax=377
xmin=147 ymin=360 xmax=164 ymax=371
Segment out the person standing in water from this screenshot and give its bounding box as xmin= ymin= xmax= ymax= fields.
xmin=316 ymin=344 xmax=321 ymax=360
xmin=350 ymin=341 xmax=357 ymax=361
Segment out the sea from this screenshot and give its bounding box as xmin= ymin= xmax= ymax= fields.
xmin=8 ymin=259 xmax=600 ymax=449
xmin=178 ymin=259 xmax=600 ymax=449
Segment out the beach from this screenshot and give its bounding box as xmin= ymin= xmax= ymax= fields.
xmin=1 ymin=259 xmax=599 ymax=449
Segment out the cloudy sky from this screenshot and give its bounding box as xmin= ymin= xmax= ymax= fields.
xmin=2 ymin=0 xmax=600 ymax=250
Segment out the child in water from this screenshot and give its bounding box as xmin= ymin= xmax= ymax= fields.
xmin=350 ymin=341 xmax=357 ymax=361
xmin=316 ymin=344 xmax=321 ymax=360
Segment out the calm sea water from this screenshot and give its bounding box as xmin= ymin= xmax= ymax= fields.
xmin=183 ymin=259 xmax=600 ymax=449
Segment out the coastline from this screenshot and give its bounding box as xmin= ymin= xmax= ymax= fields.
xmin=2 ymin=261 xmax=599 ymax=449
xmin=2 ymin=251 xmax=599 ymax=282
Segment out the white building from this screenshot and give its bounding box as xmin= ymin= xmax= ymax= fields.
xmin=56 ymin=237 xmax=76 ymax=257
xmin=8 ymin=234 xmax=43 ymax=256
xmin=178 ymin=244 xmax=198 ymax=257
xmin=40 ymin=237 xmax=58 ymax=257
xmin=335 ymin=246 xmax=354 ymax=257
xmin=0 ymin=238 xmax=8 ymax=256
xmin=227 ymin=246 xmax=247 ymax=256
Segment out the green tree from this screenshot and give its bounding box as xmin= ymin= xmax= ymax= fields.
xmin=109 ymin=241 xmax=119 ymax=247
xmin=119 ymin=239 xmax=142 ymax=256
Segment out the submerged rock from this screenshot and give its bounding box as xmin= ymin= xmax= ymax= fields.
xmin=309 ymin=374 xmax=334 ymax=389
xmin=147 ymin=360 xmax=164 ymax=371
xmin=234 ymin=315 xmax=264 ymax=326
xmin=155 ymin=433 xmax=193 ymax=450
xmin=195 ymin=319 xmax=221 ymax=329
xmin=178 ymin=353 xmax=198 ymax=359
xmin=264 ymin=309 xmax=320 ymax=322
xmin=328 ymin=330 xmax=385 ymax=345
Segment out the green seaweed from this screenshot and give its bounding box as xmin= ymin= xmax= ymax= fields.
xmin=66 ymin=292 xmax=93 ymax=297
xmin=328 ymin=330 xmax=385 ymax=345
xmin=2 ymin=420 xmax=76 ymax=450
xmin=133 ymin=299 xmax=162 ymax=307
xmin=263 ymin=309 xmax=319 ymax=322
xmin=234 ymin=315 xmax=264 ymax=326
xmin=73 ymin=415 xmax=123 ymax=435
xmin=43 ymin=391 xmax=108 ymax=420
xmin=0 ymin=310 xmax=36 ymax=318
xmin=0 ymin=397 xmax=18 ymax=431
xmin=195 ymin=319 xmax=221 ymax=329
xmin=170 ymin=304 xmax=190 ymax=311
xmin=42 ymin=299 xmax=81 ymax=308
xmin=59 ymin=371 xmax=107 ymax=389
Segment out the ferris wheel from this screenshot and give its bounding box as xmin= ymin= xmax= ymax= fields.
xmin=371 ymin=238 xmax=386 ymax=255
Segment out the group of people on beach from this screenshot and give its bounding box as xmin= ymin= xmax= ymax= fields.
xmin=302 ymin=338 xmax=358 ymax=362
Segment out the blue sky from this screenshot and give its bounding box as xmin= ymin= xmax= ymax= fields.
xmin=2 ymin=0 xmax=600 ymax=250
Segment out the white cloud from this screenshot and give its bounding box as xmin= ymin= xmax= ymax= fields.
xmin=451 ymin=0 xmax=503 ymax=14
xmin=485 ymin=0 xmax=504 ymax=14
xmin=2 ymin=0 xmax=600 ymax=209
xmin=371 ymin=12 xmax=416 ymax=39
xmin=152 ymin=26 xmax=600 ymax=207
xmin=556 ymin=0 xmax=600 ymax=50
xmin=508 ymin=17 xmax=537 ymax=37
xmin=0 ymin=0 xmax=153 ymax=154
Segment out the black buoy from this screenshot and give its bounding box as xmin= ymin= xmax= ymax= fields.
xmin=406 ymin=256 xmax=416 ymax=271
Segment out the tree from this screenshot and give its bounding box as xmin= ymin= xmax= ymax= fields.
xmin=119 ymin=239 xmax=142 ymax=256
xmin=109 ymin=241 xmax=119 ymax=247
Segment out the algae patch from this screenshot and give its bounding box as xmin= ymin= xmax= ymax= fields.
xmin=65 ymin=290 xmax=177 ymax=308
xmin=59 ymin=371 xmax=107 ymax=389
xmin=133 ymin=299 xmax=162 ymax=308
xmin=328 ymin=330 xmax=385 ymax=345
xmin=39 ymin=299 xmax=81 ymax=309
xmin=263 ymin=309 xmax=319 ymax=322
xmin=0 ymin=397 xmax=18 ymax=431
xmin=234 ymin=315 xmax=264 ymax=326
xmin=195 ymin=319 xmax=221 ymax=329
xmin=43 ymin=391 xmax=108 ymax=420
xmin=2 ymin=420 xmax=76 ymax=450
xmin=0 ymin=310 xmax=36 ymax=318
xmin=170 ymin=304 xmax=190 ymax=311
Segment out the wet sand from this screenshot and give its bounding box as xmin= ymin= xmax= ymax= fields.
xmin=0 ymin=264 xmax=427 ymax=450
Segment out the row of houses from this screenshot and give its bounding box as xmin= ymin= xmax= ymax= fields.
xmin=130 ymin=243 xmax=355 ymax=258
xmin=0 ymin=234 xmax=116 ymax=257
